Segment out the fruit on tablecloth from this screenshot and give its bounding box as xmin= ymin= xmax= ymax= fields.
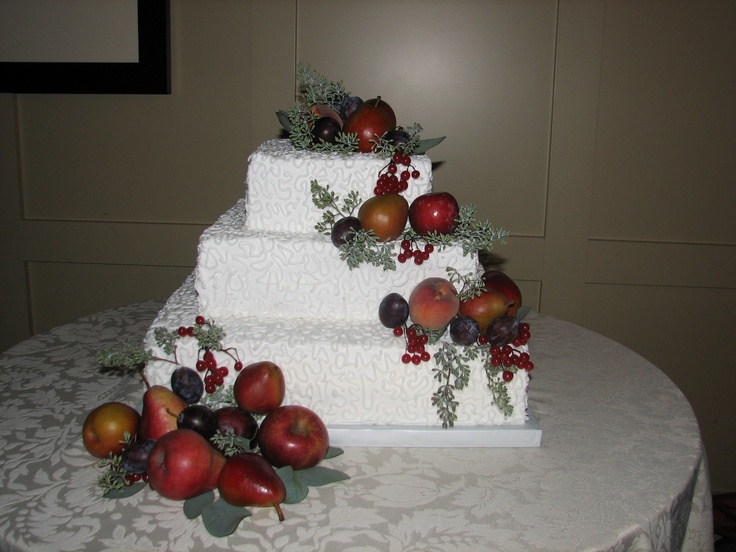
xmin=218 ymin=452 xmax=287 ymax=520
xmin=120 ymin=437 xmax=157 ymax=474
xmin=171 ymin=366 xmax=204 ymax=404
xmin=147 ymin=429 xmax=226 ymax=501
xmin=215 ymin=406 xmax=258 ymax=441
xmin=177 ymin=404 xmax=219 ymax=440
xmin=358 ymin=193 xmax=409 ymax=241
xmin=483 ymin=269 xmax=522 ymax=317
xmin=138 ymin=385 xmax=188 ymax=440
xmin=258 ymin=405 xmax=329 ymax=470
xmin=408 ymin=192 xmax=460 ymax=237
xmin=408 ymin=277 xmax=460 ymax=330
xmin=458 ymin=288 xmax=510 ymax=332
xmin=233 ymin=361 xmax=286 ymax=415
xmin=82 ymin=401 xmax=140 ymax=459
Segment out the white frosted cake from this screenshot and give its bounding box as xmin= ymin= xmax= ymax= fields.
xmin=143 ymin=139 xmax=534 ymax=445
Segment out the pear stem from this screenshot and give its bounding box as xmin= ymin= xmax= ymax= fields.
xmin=273 ymin=502 xmax=285 ymax=522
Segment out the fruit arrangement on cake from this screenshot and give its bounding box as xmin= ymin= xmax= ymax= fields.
xmin=82 ymin=62 xmax=537 ymax=535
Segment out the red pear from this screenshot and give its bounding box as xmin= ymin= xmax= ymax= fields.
xmin=483 ymin=270 xmax=523 ymax=317
xmin=138 ymin=385 xmax=188 ymax=440
xmin=218 ymin=452 xmax=287 ymax=520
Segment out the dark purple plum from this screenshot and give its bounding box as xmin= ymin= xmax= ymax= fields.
xmin=331 ymin=216 xmax=362 ymax=247
xmin=379 ymin=293 xmax=410 ymax=328
xmin=176 ymin=404 xmax=218 ymax=440
xmin=384 ymin=128 xmax=411 ymax=148
xmin=449 ymin=315 xmax=481 ymax=346
xmin=121 ymin=438 xmax=156 ymax=474
xmin=170 ymin=366 xmax=204 ymax=404
xmin=339 ymin=95 xmax=363 ymax=121
xmin=311 ymin=116 xmax=341 ymax=144
xmin=486 ymin=316 xmax=520 ymax=346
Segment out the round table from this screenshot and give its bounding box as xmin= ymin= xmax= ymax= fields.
xmin=0 ymin=301 xmax=713 ymax=551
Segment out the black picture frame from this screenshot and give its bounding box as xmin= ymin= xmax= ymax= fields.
xmin=0 ymin=0 xmax=170 ymax=94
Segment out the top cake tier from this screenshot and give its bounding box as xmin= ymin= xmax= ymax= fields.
xmin=244 ymin=139 xmax=433 ymax=234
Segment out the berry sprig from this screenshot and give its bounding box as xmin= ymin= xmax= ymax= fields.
xmin=398 ymin=238 xmax=434 ymax=265
xmin=178 ymin=315 xmax=243 ymax=396
xmin=390 ymin=317 xmax=534 ymax=427
xmin=394 ymin=325 xmax=432 ymax=365
xmin=374 ymin=152 xmax=422 ymax=195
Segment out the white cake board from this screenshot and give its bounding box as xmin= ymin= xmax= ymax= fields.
xmin=328 ymin=409 xmax=541 ymax=448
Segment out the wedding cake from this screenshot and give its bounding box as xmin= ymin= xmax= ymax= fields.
xmin=141 ymin=65 xmax=538 ymax=447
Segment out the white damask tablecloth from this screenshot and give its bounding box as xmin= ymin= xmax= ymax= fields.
xmin=0 ymin=301 xmax=713 ymax=551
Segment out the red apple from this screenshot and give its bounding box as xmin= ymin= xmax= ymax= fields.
xmin=233 ymin=361 xmax=285 ymax=415
xmin=483 ymin=270 xmax=522 ymax=317
xmin=146 ymin=428 xmax=226 ymax=501
xmin=408 ymin=277 xmax=460 ymax=330
xmin=343 ymin=101 xmax=392 ymax=153
xmin=363 ymin=97 xmax=396 ymax=129
xmin=408 ymin=192 xmax=460 ymax=236
xmin=257 ymin=405 xmax=329 ymax=470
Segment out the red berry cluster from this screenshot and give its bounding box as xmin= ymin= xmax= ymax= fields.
xmin=374 ymin=152 xmax=421 ymax=195
xmin=398 ymin=239 xmax=434 ymax=265
xmin=179 ymin=315 xmax=243 ymax=395
xmin=489 ymin=322 xmax=534 ymax=382
xmin=124 ymin=473 xmax=149 ymax=486
xmin=393 ymin=326 xmax=432 ymax=365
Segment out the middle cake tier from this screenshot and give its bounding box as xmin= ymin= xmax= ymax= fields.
xmin=196 ymin=199 xmax=480 ymax=321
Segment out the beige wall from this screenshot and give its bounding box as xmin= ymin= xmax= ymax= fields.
xmin=1 ymin=1 xmax=734 ymax=492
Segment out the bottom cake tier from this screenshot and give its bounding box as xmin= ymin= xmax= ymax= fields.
xmin=143 ymin=276 xmax=540 ymax=447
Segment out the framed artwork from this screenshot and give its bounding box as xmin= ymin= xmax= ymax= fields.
xmin=0 ymin=0 xmax=170 ymax=94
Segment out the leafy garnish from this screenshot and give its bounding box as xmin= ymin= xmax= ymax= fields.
xmin=311 ymin=180 xmax=362 ymax=234
xmin=209 ymin=428 xmax=253 ymax=457
xmin=280 ymin=63 xmax=441 ymax=156
xmin=97 ymin=432 xmax=137 ymax=495
xmin=339 ymin=229 xmax=397 ymax=270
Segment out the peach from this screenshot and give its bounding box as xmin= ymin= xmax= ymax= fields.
xmin=82 ymin=401 xmax=140 ymax=459
xmin=408 ymin=277 xmax=460 ymax=330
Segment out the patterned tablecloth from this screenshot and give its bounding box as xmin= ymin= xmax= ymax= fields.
xmin=0 ymin=301 xmax=713 ymax=551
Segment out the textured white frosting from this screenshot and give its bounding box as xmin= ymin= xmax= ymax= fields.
xmin=145 ymin=139 xmax=529 ymax=429
xmin=244 ymin=139 xmax=433 ymax=233
xmin=196 ymin=199 xmax=479 ymax=321
xmin=144 ymin=276 xmax=530 ymax=427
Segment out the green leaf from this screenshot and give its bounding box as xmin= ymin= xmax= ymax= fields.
xmin=276 ymin=110 xmax=292 ymax=131
xmin=102 ymin=482 xmax=147 ymax=499
xmin=324 ymin=446 xmax=344 ymax=460
xmin=516 ymin=306 xmax=531 ymax=320
xmin=183 ymin=490 xmax=215 ymax=519
xmin=201 ymin=498 xmax=252 ymax=537
xmin=276 ymin=465 xmax=309 ymax=504
xmin=297 ymin=465 xmax=351 ymax=487
xmin=413 ymin=136 xmax=445 ymax=154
